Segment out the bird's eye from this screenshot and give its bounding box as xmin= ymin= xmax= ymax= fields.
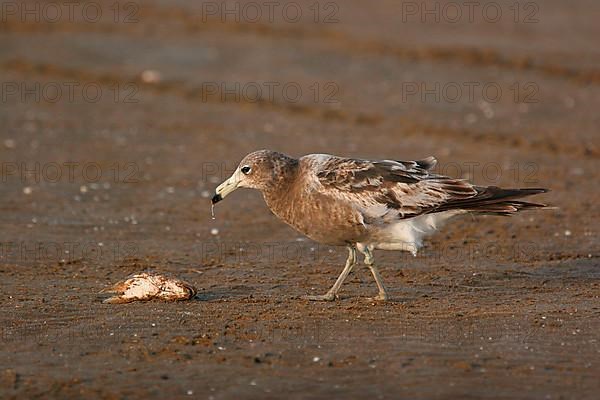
xmin=241 ymin=166 xmax=251 ymax=175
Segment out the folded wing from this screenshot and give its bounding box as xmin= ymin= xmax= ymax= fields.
xmin=304 ymin=155 xmax=473 ymax=222
xmin=305 ymin=155 xmax=546 ymax=223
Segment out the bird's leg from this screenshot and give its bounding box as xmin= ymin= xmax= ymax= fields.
xmin=303 ymin=246 xmax=356 ymax=301
xmin=362 ymin=248 xmax=389 ymax=301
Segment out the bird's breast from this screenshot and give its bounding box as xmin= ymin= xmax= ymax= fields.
xmin=263 ymin=188 xmax=367 ymax=245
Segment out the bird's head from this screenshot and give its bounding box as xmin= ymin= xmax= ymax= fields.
xmin=212 ymin=150 xmax=296 ymax=204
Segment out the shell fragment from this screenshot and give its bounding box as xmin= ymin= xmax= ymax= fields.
xmin=101 ymin=273 xmax=197 ymax=304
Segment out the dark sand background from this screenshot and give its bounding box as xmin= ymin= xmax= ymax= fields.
xmin=0 ymin=0 xmax=599 ymax=398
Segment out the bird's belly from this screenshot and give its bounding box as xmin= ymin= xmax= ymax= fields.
xmin=285 ymin=211 xmax=366 ymax=246
xmin=266 ymin=194 xmax=368 ymax=246
xmin=367 ymin=211 xmax=464 ymax=254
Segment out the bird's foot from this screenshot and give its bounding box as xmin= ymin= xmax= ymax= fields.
xmin=367 ymin=292 xmax=389 ymax=302
xmin=302 ymin=293 xmax=336 ymax=301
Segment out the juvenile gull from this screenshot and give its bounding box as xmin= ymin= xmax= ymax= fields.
xmin=212 ymin=150 xmax=548 ymax=301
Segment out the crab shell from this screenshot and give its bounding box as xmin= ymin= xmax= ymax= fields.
xmin=101 ymin=273 xmax=197 ymax=304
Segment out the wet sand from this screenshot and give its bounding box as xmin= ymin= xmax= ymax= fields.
xmin=0 ymin=1 xmax=599 ymax=398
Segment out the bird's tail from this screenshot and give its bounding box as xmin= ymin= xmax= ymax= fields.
xmin=435 ymin=186 xmax=549 ymax=216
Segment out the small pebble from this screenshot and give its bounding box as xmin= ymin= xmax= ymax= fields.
xmin=211 ymin=228 xmax=219 ymax=235
xmin=141 ymin=70 xmax=162 ymax=83
xmin=23 ymin=187 xmax=32 ymax=195
xmin=564 ymin=230 xmax=572 ymax=236
xmin=570 ymin=167 xmax=584 ymax=176
xmin=3 ymin=139 xmax=16 ymax=149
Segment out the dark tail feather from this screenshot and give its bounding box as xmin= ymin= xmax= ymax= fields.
xmin=434 ymin=186 xmax=549 ymax=216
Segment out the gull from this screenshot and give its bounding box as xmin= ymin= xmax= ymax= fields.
xmin=212 ymin=150 xmax=548 ymax=301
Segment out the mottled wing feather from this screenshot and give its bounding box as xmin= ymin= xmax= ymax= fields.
xmin=307 ymin=155 xmax=477 ymax=221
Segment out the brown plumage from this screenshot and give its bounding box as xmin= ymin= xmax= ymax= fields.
xmin=433 ymin=186 xmax=547 ymax=215
xmin=213 ymin=150 xmax=549 ymax=301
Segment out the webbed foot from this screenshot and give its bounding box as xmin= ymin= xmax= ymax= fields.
xmin=302 ymin=293 xmax=336 ymax=301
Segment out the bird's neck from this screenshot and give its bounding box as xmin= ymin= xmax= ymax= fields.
xmin=261 ymin=159 xmax=300 ymax=219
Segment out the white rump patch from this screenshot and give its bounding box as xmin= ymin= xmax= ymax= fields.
xmin=368 ymin=211 xmax=465 ymax=255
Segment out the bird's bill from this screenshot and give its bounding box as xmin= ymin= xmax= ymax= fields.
xmin=212 ymin=172 xmax=240 ymax=204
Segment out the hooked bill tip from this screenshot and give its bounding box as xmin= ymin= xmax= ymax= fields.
xmin=211 ymin=194 xmax=222 ymax=204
